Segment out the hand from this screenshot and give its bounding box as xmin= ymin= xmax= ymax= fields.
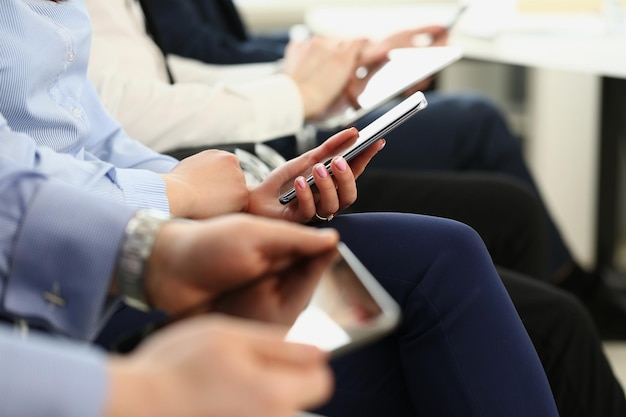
xmin=246 ymin=127 xmax=385 ymax=223
xmin=160 ymin=150 xmax=249 ymax=219
xmin=283 ymin=37 xmax=366 ymax=119
xmin=144 ymin=213 xmax=339 ymax=315
xmin=105 ymin=315 xmax=333 ymax=417
xmin=357 ymin=25 xmax=448 ymax=94
xmin=360 ymin=25 xmax=449 ymax=68
xmin=210 ymin=248 xmax=337 ymax=326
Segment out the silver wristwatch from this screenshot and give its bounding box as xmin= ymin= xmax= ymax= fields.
xmin=116 ymin=209 xmax=170 ymax=311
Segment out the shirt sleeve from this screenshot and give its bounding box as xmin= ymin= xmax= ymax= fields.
xmin=0 ymin=325 xmax=107 ymax=417
xmin=92 ymin=56 xmax=305 ymax=153
xmin=0 ymin=112 xmax=172 ymax=214
xmin=0 ymin=154 xmax=136 ymax=340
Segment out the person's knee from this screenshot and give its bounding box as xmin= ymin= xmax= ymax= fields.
xmin=453 ymin=92 xmax=502 ymax=120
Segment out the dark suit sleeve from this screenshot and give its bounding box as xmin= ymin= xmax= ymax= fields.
xmin=142 ymin=0 xmax=288 ymax=64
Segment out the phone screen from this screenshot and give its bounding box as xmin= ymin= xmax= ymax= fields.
xmin=285 ymin=242 xmax=400 ymax=355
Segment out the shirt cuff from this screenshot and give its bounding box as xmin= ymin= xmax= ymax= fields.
xmin=115 ymin=168 xmax=171 ymax=214
xmin=4 ymin=180 xmax=135 ymax=340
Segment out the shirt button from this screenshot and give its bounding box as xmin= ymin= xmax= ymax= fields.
xmin=73 ymin=108 xmax=83 ymax=118
xmin=66 ymin=51 xmax=75 ymax=62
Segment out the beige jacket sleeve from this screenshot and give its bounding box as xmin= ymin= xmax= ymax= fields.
xmin=85 ymin=0 xmax=305 ymax=153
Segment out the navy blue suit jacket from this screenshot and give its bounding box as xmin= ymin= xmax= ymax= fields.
xmin=140 ymin=0 xmax=288 ymax=64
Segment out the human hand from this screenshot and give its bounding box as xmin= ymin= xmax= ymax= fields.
xmin=144 ymin=213 xmax=339 ymax=315
xmin=359 ymin=25 xmax=449 ymax=69
xmin=160 ymin=150 xmax=248 ymax=219
xmin=246 ymin=127 xmax=385 ymax=223
xmin=106 ymin=315 xmax=333 ymax=417
xmin=283 ymin=37 xmax=366 ymax=119
xmin=355 ymin=25 xmax=448 ymax=95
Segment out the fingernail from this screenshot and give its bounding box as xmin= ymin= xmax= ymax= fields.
xmin=379 ymin=139 xmax=386 ymax=150
xmin=334 ymin=156 xmax=348 ymax=172
xmin=315 ymin=164 xmax=328 ymax=178
xmin=296 ymin=176 xmax=307 ymax=189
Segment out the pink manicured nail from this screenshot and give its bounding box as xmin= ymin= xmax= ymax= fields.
xmin=315 ymin=164 xmax=328 ymax=178
xmin=296 ymin=177 xmax=307 ymax=189
xmin=334 ymin=156 xmax=348 ymax=172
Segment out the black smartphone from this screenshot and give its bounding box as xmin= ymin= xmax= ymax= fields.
xmin=278 ymin=91 xmax=428 ymax=205
xmin=285 ymin=242 xmax=400 ymax=357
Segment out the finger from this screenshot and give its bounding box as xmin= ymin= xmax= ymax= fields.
xmin=330 ymin=156 xmax=357 ymax=209
xmin=261 ymin=128 xmax=357 ymax=191
xmin=262 ymin=360 xmax=334 ymax=413
xmin=311 ymin=163 xmax=340 ymax=218
xmin=255 ymin=217 xmax=340 ymax=257
xmin=292 ymin=176 xmax=317 ymax=222
xmin=349 ymin=139 xmax=386 ymax=179
xmin=414 ymin=24 xmax=447 ymax=35
xmin=309 ymin=127 xmax=359 ymax=161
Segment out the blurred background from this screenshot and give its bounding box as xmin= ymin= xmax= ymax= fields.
xmin=235 ymin=0 xmax=626 ymax=280
xmin=234 ymin=0 xmax=626 ymax=380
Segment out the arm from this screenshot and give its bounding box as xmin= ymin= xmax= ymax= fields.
xmin=0 ymin=315 xmax=332 ymax=417
xmin=141 ymin=0 xmax=288 ymax=64
xmin=0 ymin=114 xmax=171 ymax=213
xmin=0 ymin=155 xmax=135 ymax=340
xmin=90 ymin=63 xmax=305 ymax=153
xmin=0 ymin=325 xmax=107 ymax=417
xmin=86 ymin=12 xmax=304 ymax=152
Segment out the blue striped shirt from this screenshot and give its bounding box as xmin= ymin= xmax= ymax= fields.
xmin=0 ymin=324 xmax=107 ymax=417
xmin=0 ymin=0 xmax=177 ymax=213
xmin=0 ymin=155 xmax=134 ymax=417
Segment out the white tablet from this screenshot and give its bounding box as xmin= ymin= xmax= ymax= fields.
xmin=311 ymin=45 xmax=462 ymax=129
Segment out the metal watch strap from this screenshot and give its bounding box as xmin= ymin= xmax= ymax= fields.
xmin=117 ymin=209 xmax=170 ymax=311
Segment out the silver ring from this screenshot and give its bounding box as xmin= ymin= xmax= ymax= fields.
xmin=315 ymin=212 xmax=335 ymax=222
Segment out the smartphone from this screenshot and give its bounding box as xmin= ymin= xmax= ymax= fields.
xmin=285 ymin=242 xmax=400 ymax=357
xmin=278 ymin=91 xmax=428 ymax=205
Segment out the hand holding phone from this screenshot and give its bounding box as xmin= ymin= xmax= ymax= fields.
xmin=279 ymin=91 xmax=428 ymax=205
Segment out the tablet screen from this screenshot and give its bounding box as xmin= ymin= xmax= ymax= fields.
xmin=285 ymin=242 xmax=400 ymax=355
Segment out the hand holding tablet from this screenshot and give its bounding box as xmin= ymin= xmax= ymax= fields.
xmin=311 ymin=45 xmax=461 ymax=129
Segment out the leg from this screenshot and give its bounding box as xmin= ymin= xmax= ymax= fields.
xmin=315 ymin=213 xmax=558 ymax=417
xmin=500 ymin=267 xmax=626 ymax=417
xmin=348 ymin=170 xmax=550 ymax=279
